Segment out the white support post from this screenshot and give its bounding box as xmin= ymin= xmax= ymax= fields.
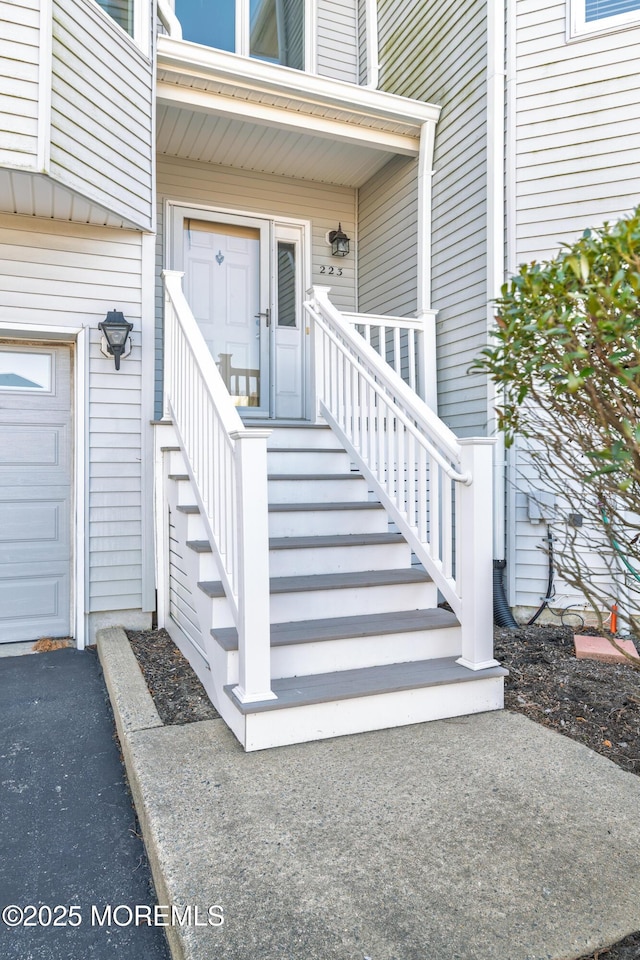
xmin=416 ymin=310 xmax=437 ymax=408
xmin=230 ymin=430 xmax=276 ymax=703
xmin=456 ymin=438 xmax=500 ymax=670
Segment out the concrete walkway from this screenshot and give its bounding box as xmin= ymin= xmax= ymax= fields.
xmin=0 ymin=646 xmax=171 ymax=960
xmin=97 ymin=626 xmax=640 ymax=960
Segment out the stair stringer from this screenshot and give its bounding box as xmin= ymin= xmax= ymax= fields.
xmin=161 ymin=450 xmax=247 ymax=745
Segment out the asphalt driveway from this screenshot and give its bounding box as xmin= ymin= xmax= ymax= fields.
xmin=0 ymin=646 xmax=171 ymax=960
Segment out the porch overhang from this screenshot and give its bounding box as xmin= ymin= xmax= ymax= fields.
xmin=157 ymin=37 xmax=440 ymax=188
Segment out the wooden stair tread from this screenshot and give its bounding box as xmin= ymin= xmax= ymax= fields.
xmin=269 ymin=447 xmax=347 ymax=454
xmin=199 ymin=566 xmax=431 ymax=598
xmin=187 ymin=539 xmax=211 ymax=553
xmin=212 ymin=607 xmax=459 ymax=651
xmin=186 ymin=532 xmax=402 ymax=552
xmin=269 ymin=532 xmax=404 ymax=550
xmin=268 ymin=501 xmax=382 ymax=512
xmin=176 ymin=504 xmax=199 ymax=514
xmin=225 ymin=657 xmax=508 ymax=714
xmin=168 ymin=473 xmax=189 ymax=481
xmin=268 ymin=472 xmax=363 ymax=481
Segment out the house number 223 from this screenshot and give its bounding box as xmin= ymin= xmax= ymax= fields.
xmin=319 ymin=265 xmax=343 ymax=276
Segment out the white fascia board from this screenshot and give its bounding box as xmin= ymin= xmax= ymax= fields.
xmin=157 ymin=81 xmax=421 ymax=156
xmin=157 ymin=37 xmax=440 ymax=127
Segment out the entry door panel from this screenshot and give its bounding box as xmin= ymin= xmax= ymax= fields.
xmin=274 ymin=235 xmax=304 ymax=418
xmin=0 ymin=345 xmax=72 ymax=641
xmin=183 ymin=219 xmax=270 ymax=413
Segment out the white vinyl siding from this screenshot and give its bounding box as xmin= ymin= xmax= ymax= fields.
xmin=316 ymin=0 xmax=359 ymax=83
xmin=0 ymin=214 xmax=147 ymax=617
xmin=377 ymin=0 xmax=489 ymax=436
xmin=49 ymin=0 xmax=153 ymax=229
xmin=0 ymin=0 xmax=41 ymax=168
xmin=358 ymin=156 xmax=418 ymax=317
xmin=511 ymin=0 xmax=640 ymax=610
xmin=155 ymin=156 xmax=356 ymax=414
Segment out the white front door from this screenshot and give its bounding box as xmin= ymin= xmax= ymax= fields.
xmin=175 ymin=208 xmax=307 ymax=419
xmin=182 ymin=215 xmax=271 ymax=414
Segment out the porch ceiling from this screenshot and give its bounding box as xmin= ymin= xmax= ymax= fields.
xmin=156 ymin=104 xmax=398 ymax=187
xmin=157 ymin=37 xmax=440 ymax=188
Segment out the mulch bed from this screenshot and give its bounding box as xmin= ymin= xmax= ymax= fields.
xmin=126 ymin=628 xmax=220 ymax=725
xmin=124 ymin=622 xmax=640 ymax=959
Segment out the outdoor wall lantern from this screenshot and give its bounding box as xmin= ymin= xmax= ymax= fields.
xmin=328 ymin=223 xmax=350 ymax=257
xmin=98 ymin=309 xmax=133 ymax=370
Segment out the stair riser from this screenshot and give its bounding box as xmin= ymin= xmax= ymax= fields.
xmin=179 ymin=512 xmax=206 ymax=540
xmin=242 ymin=676 xmax=505 ymax=750
xmin=267 ymin=427 xmax=343 ymax=450
xmin=267 ymin=449 xmax=351 ymax=474
xmin=268 ymin=476 xmax=369 ymax=503
xmin=222 ymin=626 xmax=461 ymax=681
xmin=168 ymin=477 xmax=198 ymax=507
xmin=268 ymin=507 xmax=388 ymax=538
xmin=266 ymin=580 xmax=437 ymax=622
xmin=166 ymin=449 xmax=186 ymax=474
xmin=268 ymin=541 xmax=411 ymax=578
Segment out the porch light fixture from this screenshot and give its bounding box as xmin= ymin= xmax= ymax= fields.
xmin=328 ymin=223 xmax=350 ymax=257
xmin=98 ymin=309 xmax=133 ymax=370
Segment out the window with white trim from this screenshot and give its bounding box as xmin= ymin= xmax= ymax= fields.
xmin=570 ymin=0 xmax=640 ymax=36
xmin=95 ymin=0 xmax=150 ymax=53
xmin=174 ymin=0 xmax=306 ymax=70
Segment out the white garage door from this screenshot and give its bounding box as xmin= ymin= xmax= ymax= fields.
xmin=0 ymin=343 xmax=72 ymax=643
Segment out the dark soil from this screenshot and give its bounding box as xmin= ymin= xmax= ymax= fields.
xmin=125 ymin=623 xmax=640 ymax=959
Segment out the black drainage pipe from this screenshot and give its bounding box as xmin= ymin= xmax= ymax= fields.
xmin=493 ymin=559 xmax=519 ymax=629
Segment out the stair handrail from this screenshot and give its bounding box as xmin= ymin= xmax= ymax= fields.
xmin=305 ymin=285 xmax=497 ymax=671
xmin=162 ymin=270 xmax=274 ymax=703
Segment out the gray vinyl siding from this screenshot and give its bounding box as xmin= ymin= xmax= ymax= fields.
xmin=0 ymin=0 xmax=41 ymax=168
xmin=378 ymin=0 xmax=489 ymax=437
xmin=514 ymin=0 xmax=640 ymax=260
xmin=154 ymin=156 xmax=357 ymax=416
xmin=316 ymin=0 xmax=359 ymax=83
xmin=358 ymin=155 xmax=418 ymax=317
xmin=49 ymin=0 xmax=153 ymax=230
xmin=0 ymin=214 xmax=146 ymax=617
xmin=510 ymin=0 xmax=640 ymax=611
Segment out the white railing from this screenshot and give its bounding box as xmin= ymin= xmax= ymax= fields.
xmin=342 ymin=311 xmax=432 ymax=398
xmin=162 ymin=270 xmax=275 ymax=703
xmin=305 ymin=286 xmax=497 ymax=670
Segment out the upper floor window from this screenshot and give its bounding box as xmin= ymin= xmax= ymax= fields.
xmin=98 ymin=0 xmax=134 ymax=34
xmin=174 ymin=0 xmax=305 ymax=70
xmin=570 ymin=0 xmax=640 ymax=36
xmin=95 ymin=0 xmax=150 ymax=54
